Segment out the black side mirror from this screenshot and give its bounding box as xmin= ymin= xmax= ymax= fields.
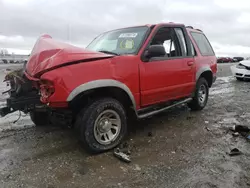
xmin=145 ymin=45 xmax=166 ymax=58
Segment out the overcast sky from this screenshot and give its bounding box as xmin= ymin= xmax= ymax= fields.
xmin=0 ymin=0 xmax=250 ymax=57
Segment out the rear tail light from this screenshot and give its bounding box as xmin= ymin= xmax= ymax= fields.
xmin=39 ymin=80 xmax=55 ymax=100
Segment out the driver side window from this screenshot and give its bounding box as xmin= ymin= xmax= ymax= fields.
xmin=150 ymin=27 xmax=185 ymax=58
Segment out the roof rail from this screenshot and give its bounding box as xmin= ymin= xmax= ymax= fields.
xmin=186 ymin=26 xmax=194 ymax=29
xmin=196 ymin=29 xmax=203 ymax=32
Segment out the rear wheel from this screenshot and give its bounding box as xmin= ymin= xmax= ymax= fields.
xmin=188 ymin=77 xmax=209 ymax=111
xmin=30 ymin=111 xmax=50 ymax=126
xmin=75 ymin=98 xmax=127 ymax=153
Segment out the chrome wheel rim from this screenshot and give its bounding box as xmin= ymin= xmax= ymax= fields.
xmin=94 ymin=110 xmax=121 ymax=145
xmin=198 ymin=84 xmax=207 ymax=105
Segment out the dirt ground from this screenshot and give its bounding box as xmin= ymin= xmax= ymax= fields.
xmin=1 ymin=63 xmax=250 ymax=188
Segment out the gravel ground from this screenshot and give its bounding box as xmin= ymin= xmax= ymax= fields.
xmin=1 ymin=63 xmax=250 ymax=188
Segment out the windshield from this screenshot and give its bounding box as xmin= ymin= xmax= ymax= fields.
xmin=86 ymin=26 xmax=149 ymax=55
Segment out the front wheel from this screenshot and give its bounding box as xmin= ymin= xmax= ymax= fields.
xmin=75 ymin=98 xmax=127 ymax=153
xmin=188 ymin=77 xmax=209 ymax=111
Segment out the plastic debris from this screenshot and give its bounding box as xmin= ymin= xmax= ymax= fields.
xmin=246 ymin=135 xmax=250 ymax=140
xmin=114 ymin=148 xmax=131 ymax=163
xmin=232 ymin=132 xmax=240 ymax=137
xmin=205 ymin=127 xmax=211 ymax=132
xmin=228 ymin=148 xmax=242 ymax=156
xmin=232 ymin=125 xmax=250 ymax=132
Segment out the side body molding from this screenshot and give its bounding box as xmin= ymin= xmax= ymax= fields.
xmin=196 ymin=66 xmax=212 ymax=81
xmin=67 ymin=79 xmax=137 ymax=110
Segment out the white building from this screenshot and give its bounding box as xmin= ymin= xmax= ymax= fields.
xmin=0 ymin=54 xmax=29 ymax=62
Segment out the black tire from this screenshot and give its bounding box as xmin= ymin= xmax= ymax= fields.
xmin=75 ymin=98 xmax=127 ymax=153
xmin=188 ymin=77 xmax=209 ymax=111
xmin=30 ymin=111 xmax=50 ymax=126
xmin=236 ymin=77 xmax=244 ymax=81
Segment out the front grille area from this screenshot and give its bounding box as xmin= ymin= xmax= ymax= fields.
xmin=236 ymin=73 xmax=243 ymax=76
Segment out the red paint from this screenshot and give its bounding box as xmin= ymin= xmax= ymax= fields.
xmin=25 ymin=23 xmax=217 ymax=110
xmin=187 ymin=29 xmax=217 ymax=78
xmin=26 ymin=34 xmax=113 ymax=78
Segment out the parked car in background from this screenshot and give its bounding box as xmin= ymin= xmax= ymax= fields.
xmin=233 ymin=57 xmax=244 ymax=62
xmin=227 ymin=57 xmax=234 ymax=62
xmin=217 ymin=57 xmax=240 ymax=63
xmin=231 ymin=60 xmax=250 ymax=81
xmin=233 ymin=58 xmax=239 ymax=62
xmin=2 ymin=59 xmax=8 ymax=64
xmin=217 ymin=57 xmax=231 ymax=63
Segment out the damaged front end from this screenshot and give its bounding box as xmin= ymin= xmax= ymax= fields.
xmin=0 ymin=66 xmax=44 ymax=117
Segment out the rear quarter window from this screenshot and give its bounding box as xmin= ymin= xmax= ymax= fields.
xmin=191 ymin=32 xmax=214 ymax=56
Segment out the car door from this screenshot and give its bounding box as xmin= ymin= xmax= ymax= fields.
xmin=139 ymin=26 xmax=196 ymax=107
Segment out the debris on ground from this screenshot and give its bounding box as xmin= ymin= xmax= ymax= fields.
xmin=148 ymin=132 xmax=153 ymax=137
xmin=205 ymin=127 xmax=211 ymax=132
xmin=230 ymin=125 xmax=250 ymax=138
xmin=134 ymin=164 xmax=141 ymax=171
xmin=118 ymin=142 xmax=131 ymax=155
xmin=113 ymin=148 xmax=131 ymax=163
xmin=232 ymin=132 xmax=240 ymax=137
xmin=232 ymin=125 xmax=250 ymax=133
xmin=246 ymin=135 xmax=250 ymax=140
xmin=228 ymin=148 xmax=242 ymax=156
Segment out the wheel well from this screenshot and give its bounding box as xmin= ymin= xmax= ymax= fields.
xmin=69 ymin=87 xmax=136 ymax=117
xmin=199 ymin=71 xmax=213 ymax=87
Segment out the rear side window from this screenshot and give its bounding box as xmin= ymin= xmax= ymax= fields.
xmin=174 ymin=28 xmax=187 ymax=56
xmin=191 ymin=32 xmax=214 ymax=56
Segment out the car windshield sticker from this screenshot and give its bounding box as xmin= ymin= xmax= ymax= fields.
xmin=119 ymin=33 xmax=138 ymax=38
xmin=119 ymin=39 xmax=135 ymax=49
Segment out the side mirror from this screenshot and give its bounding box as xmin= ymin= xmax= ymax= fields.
xmin=145 ymin=45 xmax=166 ymax=58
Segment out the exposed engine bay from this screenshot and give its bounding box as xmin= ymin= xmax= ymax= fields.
xmin=0 ymin=67 xmax=42 ymax=117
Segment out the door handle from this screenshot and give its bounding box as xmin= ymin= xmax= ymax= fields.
xmin=187 ymin=61 xmax=194 ymax=66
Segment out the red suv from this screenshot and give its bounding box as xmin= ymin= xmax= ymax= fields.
xmin=1 ymin=23 xmax=217 ymax=153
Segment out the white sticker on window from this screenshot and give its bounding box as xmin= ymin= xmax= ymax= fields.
xmin=119 ymin=33 xmax=138 ymax=38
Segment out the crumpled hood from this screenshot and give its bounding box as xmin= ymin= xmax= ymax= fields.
xmin=25 ymin=34 xmax=114 ymax=78
xmin=240 ymin=60 xmax=250 ymax=67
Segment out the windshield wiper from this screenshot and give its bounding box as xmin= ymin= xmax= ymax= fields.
xmin=98 ymin=50 xmax=120 ymax=56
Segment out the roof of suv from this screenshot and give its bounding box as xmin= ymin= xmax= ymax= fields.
xmin=118 ymin=23 xmax=203 ymax=33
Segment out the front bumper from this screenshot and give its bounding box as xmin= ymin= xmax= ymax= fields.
xmin=0 ymin=67 xmax=44 ymax=117
xmin=0 ymin=95 xmax=43 ymax=117
xmin=231 ymin=65 xmax=250 ymax=79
